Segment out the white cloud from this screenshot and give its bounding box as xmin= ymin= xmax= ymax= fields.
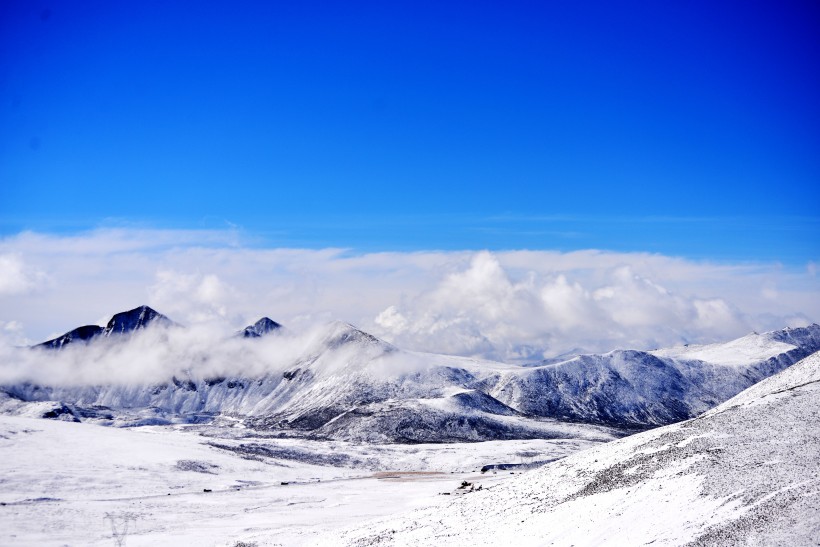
xmin=0 ymin=253 xmax=49 ymax=296
xmin=0 ymin=229 xmax=818 ymax=361
xmin=149 ymin=271 xmax=240 ymax=324
xmin=367 ymin=253 xmax=764 ymax=360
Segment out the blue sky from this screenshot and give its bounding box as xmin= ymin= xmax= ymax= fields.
xmin=1 ymin=1 xmax=819 ymax=262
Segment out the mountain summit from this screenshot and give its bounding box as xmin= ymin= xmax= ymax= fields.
xmin=240 ymin=317 xmax=282 ymax=338
xmin=102 ymin=305 xmax=172 ymax=336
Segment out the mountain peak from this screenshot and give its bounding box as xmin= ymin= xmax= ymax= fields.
xmin=102 ymin=305 xmax=172 ymax=336
xmin=241 ymin=317 xmax=283 ymax=338
xmin=322 ymin=321 xmax=393 ymax=351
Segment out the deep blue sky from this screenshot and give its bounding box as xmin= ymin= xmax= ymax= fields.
xmin=1 ymin=1 xmax=818 ymax=262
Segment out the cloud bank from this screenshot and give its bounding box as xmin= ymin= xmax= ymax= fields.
xmin=0 ymin=229 xmax=817 ymax=362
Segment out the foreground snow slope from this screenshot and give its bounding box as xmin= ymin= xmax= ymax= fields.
xmin=324 ymin=350 xmax=820 ymax=546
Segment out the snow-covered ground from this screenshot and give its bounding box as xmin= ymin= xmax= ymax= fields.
xmin=0 ymin=417 xmax=604 ymax=546
xmin=326 ymin=350 xmax=820 ymax=546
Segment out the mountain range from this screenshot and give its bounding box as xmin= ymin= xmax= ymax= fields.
xmin=36 ymin=305 xmax=175 ymax=349
xmin=3 ymin=305 xmax=819 ymax=443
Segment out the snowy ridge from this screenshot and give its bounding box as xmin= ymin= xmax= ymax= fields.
xmin=485 ymin=324 xmax=820 ymax=427
xmin=652 ymin=328 xmax=804 ymax=366
xmin=325 ymin=350 xmax=820 ymax=546
xmin=36 ymin=324 xmax=104 ymax=349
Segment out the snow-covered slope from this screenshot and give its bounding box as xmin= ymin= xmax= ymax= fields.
xmin=326 ymin=349 xmax=820 ymax=546
xmin=652 ymin=330 xmax=796 ymax=366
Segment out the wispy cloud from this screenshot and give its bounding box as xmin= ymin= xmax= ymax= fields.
xmin=0 ymin=229 xmax=817 ymax=360
xmin=0 ymin=322 xmax=395 ymax=386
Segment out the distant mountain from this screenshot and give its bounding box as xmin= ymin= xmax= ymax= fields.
xmin=482 ymin=324 xmax=820 ymax=428
xmin=240 ymin=317 xmax=282 ymax=338
xmin=36 ymin=305 xmax=173 ymax=349
xmin=101 ymin=305 xmax=173 ymax=336
xmin=329 ymin=349 xmax=820 ymax=545
xmin=9 ymin=307 xmax=820 ymax=442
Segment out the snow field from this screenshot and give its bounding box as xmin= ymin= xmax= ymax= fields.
xmin=0 ymin=416 xmax=602 ymax=546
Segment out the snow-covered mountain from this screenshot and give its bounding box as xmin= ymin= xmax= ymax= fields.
xmin=326 ymin=349 xmax=820 ymax=546
xmin=4 ymin=306 xmax=820 ymax=442
xmin=484 ymin=325 xmax=820 ymax=427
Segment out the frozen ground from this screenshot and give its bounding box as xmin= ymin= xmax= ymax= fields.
xmin=0 ymin=416 xmax=604 ymax=546
xmin=327 ymin=350 xmax=820 ymax=546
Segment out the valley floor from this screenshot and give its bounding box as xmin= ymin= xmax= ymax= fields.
xmin=0 ymin=416 xmax=605 ymax=546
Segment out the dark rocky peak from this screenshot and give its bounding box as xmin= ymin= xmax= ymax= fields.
xmin=35 ymin=305 xmax=173 ymax=350
xmin=102 ymin=305 xmax=172 ymax=337
xmin=241 ymin=317 xmax=283 ymax=338
xmin=36 ymin=325 xmax=104 ymax=349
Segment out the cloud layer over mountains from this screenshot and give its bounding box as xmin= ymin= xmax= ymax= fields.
xmin=1 ymin=229 xmax=817 ymax=361
xmin=0 ymin=321 xmax=378 ymax=387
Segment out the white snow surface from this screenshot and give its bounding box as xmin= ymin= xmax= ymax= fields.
xmin=651 ymin=331 xmax=795 ymax=366
xmin=0 ymin=416 xmax=602 ymax=546
xmin=321 ymin=350 xmax=820 ymax=546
